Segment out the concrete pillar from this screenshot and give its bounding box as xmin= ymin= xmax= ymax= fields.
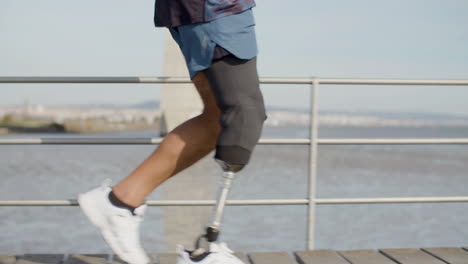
xmin=159 ymin=30 xmax=203 ymax=136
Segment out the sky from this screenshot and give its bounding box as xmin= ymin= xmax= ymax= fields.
xmin=1 ymin=0 xmax=468 ymax=116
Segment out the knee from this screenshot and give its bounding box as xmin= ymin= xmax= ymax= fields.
xmin=237 ymin=102 xmax=267 ymax=131
xmin=214 ymin=96 xmax=267 ymax=166
xmin=200 ymin=109 xmax=222 ymax=139
xmin=221 ymin=91 xmax=268 ymax=130
xmin=249 ymin=92 xmax=268 ymax=124
xmin=239 ymin=77 xmax=268 ymax=125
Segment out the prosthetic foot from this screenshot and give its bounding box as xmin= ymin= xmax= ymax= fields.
xmin=189 ymin=159 xmax=244 ymax=260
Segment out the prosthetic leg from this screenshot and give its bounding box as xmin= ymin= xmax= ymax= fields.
xmin=187 ymin=55 xmax=267 ymax=260
xmin=190 ymin=159 xmax=244 ymax=258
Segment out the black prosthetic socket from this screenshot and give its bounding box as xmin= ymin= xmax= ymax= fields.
xmin=108 ymin=190 xmax=136 ymax=215
xmin=215 ymin=145 xmax=251 ymax=165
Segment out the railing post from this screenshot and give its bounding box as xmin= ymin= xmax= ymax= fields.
xmin=307 ymin=78 xmax=319 ymax=250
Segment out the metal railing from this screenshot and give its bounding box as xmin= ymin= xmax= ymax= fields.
xmin=1 ymin=76 xmax=468 ymax=250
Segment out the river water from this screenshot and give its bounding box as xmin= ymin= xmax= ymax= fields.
xmin=0 ymin=125 xmax=467 ymax=254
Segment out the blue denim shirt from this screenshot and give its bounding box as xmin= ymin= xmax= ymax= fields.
xmin=154 ymin=0 xmax=256 ymax=28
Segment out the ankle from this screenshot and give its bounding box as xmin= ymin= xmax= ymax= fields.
xmin=108 ymin=189 xmax=137 ymax=215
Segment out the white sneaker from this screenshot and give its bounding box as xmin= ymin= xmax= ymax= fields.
xmin=78 ymin=179 xmax=151 ymax=264
xmin=176 ymin=242 xmax=245 ymax=264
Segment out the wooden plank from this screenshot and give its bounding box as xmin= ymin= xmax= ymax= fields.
xmin=295 ymin=250 xmax=349 ymax=264
xmin=0 ymin=255 xmax=16 ymax=264
xmin=339 ymin=250 xmax=397 ymax=264
xmin=112 ymin=254 xmax=159 ymax=264
xmin=156 ymin=253 xmax=178 ymax=264
xmin=64 ymin=254 xmax=108 ymax=264
xmin=234 ymin=253 xmax=250 ymax=264
xmin=109 ymin=254 xmax=124 ymax=264
xmin=249 ymin=252 xmax=296 ymax=264
xmin=15 ymin=255 xmax=63 ymax=264
xmin=111 ymin=254 xmax=158 ymax=264
xmin=153 ymin=251 xmax=247 ymax=264
xmin=422 ymin=248 xmax=468 ymax=264
xmin=380 ymin=248 xmax=447 ymax=264
xmin=146 ymin=254 xmax=158 ymax=264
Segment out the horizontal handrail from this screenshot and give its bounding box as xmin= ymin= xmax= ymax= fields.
xmin=2 ymin=76 xmax=467 ymax=250
xmin=1 ymin=196 xmax=468 ymax=206
xmin=319 ymin=138 xmax=468 ymax=144
xmin=316 ymin=196 xmax=468 ymax=204
xmin=317 ymin=78 xmax=468 ymax=86
xmin=1 ymin=137 xmax=468 ymax=145
xmin=1 ymin=77 xmax=468 ymax=85
xmin=0 ymin=138 xmax=306 ymax=145
xmin=0 ymin=199 xmax=309 ymax=206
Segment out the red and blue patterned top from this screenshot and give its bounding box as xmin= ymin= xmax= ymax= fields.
xmin=154 ymin=0 xmax=256 ymax=28
xmin=205 ymin=0 xmax=255 ymax=21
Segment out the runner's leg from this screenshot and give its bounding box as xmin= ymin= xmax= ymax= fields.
xmin=111 ymin=72 xmax=221 ymax=207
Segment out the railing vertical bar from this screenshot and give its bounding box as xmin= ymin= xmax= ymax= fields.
xmin=307 ymin=78 xmax=319 ymax=250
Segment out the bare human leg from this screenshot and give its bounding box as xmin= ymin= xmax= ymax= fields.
xmin=111 ymin=72 xmax=221 ymax=207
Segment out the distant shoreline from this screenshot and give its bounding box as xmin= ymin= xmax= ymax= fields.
xmin=2 ymin=101 xmax=468 ymax=135
xmin=0 ymin=120 xmax=161 ymax=135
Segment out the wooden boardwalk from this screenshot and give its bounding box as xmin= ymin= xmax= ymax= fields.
xmin=1 ymin=247 xmax=467 ymax=264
